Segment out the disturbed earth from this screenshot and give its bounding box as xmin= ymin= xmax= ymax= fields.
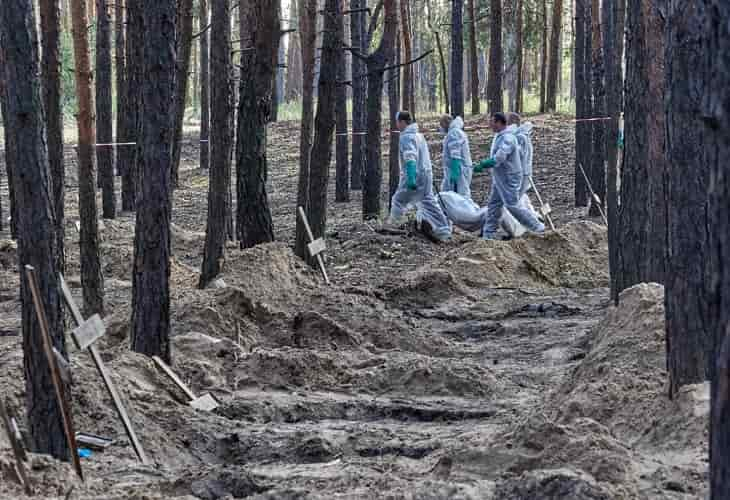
xmin=0 ymin=115 xmax=709 ymax=499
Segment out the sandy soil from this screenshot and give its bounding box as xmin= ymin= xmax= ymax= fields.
xmin=0 ymin=114 xmax=708 ymax=499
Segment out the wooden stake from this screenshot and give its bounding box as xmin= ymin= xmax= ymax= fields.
xmin=528 ymin=178 xmax=556 ymax=231
xmin=58 ymin=275 xmax=150 ymax=465
xmin=25 ymin=266 xmax=83 ymax=481
xmin=152 ymin=356 xmax=219 ymax=411
xmin=297 ymin=206 xmax=331 ymax=285
xmin=578 ymin=163 xmax=609 ymax=226
xmin=0 ymin=399 xmax=32 ymax=495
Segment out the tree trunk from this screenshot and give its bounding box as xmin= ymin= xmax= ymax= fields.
xmin=434 ymin=30 xmax=449 ymax=113
xmin=487 ymin=0 xmax=503 ymax=112
xmin=285 ymin=0 xmax=302 ymax=101
xmin=171 ymin=0 xmax=195 ymax=188
xmin=389 ymin=26 xmax=401 ymax=205
xmin=114 ymin=0 xmax=125 ymax=176
xmin=0 ymin=0 xmax=69 ymax=460
xmin=615 ymin=0 xmax=666 ymax=298
xmin=400 ymin=0 xmax=414 ymax=113
xmin=362 ymin=0 xmax=397 ymax=219
xmin=199 ymin=0 xmax=233 ymax=286
xmin=450 ymin=0 xmax=464 ymax=117
xmin=304 ymin=0 xmax=339 ymax=263
xmin=294 ymin=0 xmax=317 ymax=258
xmin=603 ymin=0 xmax=624 ymax=303
xmin=70 ymin=0 xmax=104 ymax=316
xmin=466 ymin=0 xmax=479 ymax=114
xmin=0 ymin=47 xmax=18 ymax=239
xmin=588 ymin=0 xmax=606 ymax=217
xmin=350 ymin=0 xmax=367 ymax=190
xmin=574 ymin=0 xmax=590 ymax=207
xmin=335 ymin=0 xmax=350 ymax=203
xmin=39 ymin=0 xmax=65 ymax=270
xmin=665 ymin=0 xmax=710 ymax=398
xmin=96 ymin=0 xmax=116 ymax=219
xmin=515 ymin=0 xmax=524 ymax=113
xmin=236 ymin=0 xmax=279 ymax=248
xmin=200 ymin=0 xmax=210 ymax=171
xmin=130 ymin=0 xmax=176 ymax=362
xmin=539 ymin=0 xmax=548 ymax=112
xmin=120 ymin=0 xmax=142 ymax=211
xmin=546 ymin=0 xmax=563 ymax=111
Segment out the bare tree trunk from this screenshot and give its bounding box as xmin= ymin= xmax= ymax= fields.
xmin=237 ymin=0 xmax=279 ymax=248
xmin=70 ymin=0 xmax=104 ymax=315
xmin=285 ymin=0 xmax=303 ymax=101
xmin=294 ymin=0 xmax=317 ymax=258
xmin=434 ymin=30 xmax=449 ymax=113
xmin=389 ymin=25 xmax=401 ymax=205
xmin=615 ymin=0 xmax=666 ymax=297
xmin=96 ymin=0 xmax=116 ymax=219
xmin=362 ymin=0 xmax=397 ymax=219
xmin=487 ymin=0 xmax=502 ymax=112
xmin=451 ymin=0 xmax=464 ymax=117
xmin=335 ymin=0 xmax=350 ymax=203
xmin=400 ymin=0 xmax=414 ymax=113
xmin=0 ymin=0 xmax=69 ymax=460
xmin=539 ymin=0 xmax=548 ymax=112
xmin=575 ymin=0 xmax=590 ymax=207
xmin=130 ymin=0 xmax=176 ymax=362
xmin=665 ymin=0 xmax=710 ymax=398
xmin=515 ymin=0 xmax=524 ymax=112
xmin=466 ymin=0 xmax=479 ymax=114
xmin=349 ymin=0 xmax=367 ymax=190
xmin=171 ymin=0 xmax=195 ymax=188
xmin=0 ymin=47 xmax=18 ymax=239
xmin=114 ymin=0 xmax=125 ymax=175
xmin=546 ymin=0 xmax=563 ymax=111
xmin=588 ymin=0 xmax=606 ymax=217
xmin=200 ymin=0 xmax=210 ymax=171
xmin=39 ymin=0 xmax=65 ymax=272
xmin=120 ymin=0 xmax=142 ymax=211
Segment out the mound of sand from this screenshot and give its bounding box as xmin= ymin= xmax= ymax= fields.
xmin=494 ymin=468 xmax=615 ymax=500
xmin=385 ymin=269 xmax=475 ymax=308
xmin=439 ymin=221 xmax=608 ymax=290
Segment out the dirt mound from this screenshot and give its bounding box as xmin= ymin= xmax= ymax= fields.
xmin=494 ymin=468 xmax=614 ymax=500
xmin=292 ymin=311 xmax=363 ymax=349
xmin=0 ymin=239 xmax=16 ymax=270
xmin=439 ymin=221 xmax=608 ymax=290
xmin=385 ymin=269 xmax=475 ymax=308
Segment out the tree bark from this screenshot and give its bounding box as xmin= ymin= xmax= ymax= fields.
xmin=285 ymin=0 xmax=303 ymax=101
xmin=0 ymin=47 xmax=18 ymax=239
xmin=120 ymin=0 xmax=142 ymax=211
xmin=389 ymin=26 xmax=401 ymax=205
xmin=362 ymin=0 xmax=397 ymax=219
xmin=236 ymin=0 xmax=279 ymax=248
xmin=434 ymin=29 xmax=449 ymax=113
xmin=615 ymin=0 xmax=666 ymax=298
xmin=574 ymin=0 xmax=590 ymax=207
xmin=70 ymin=0 xmax=104 ymax=316
xmin=664 ymin=0 xmax=710 ymax=398
xmin=335 ymin=0 xmax=350 ymax=203
xmin=546 ymin=0 xmax=563 ymax=111
xmin=588 ymin=0 xmax=606 ymax=217
xmin=349 ymin=0 xmax=367 ymax=190
xmin=487 ymin=0 xmax=503 ymax=112
xmin=114 ymin=0 xmax=125 ymax=176
xmin=0 ymin=0 xmax=69 ymax=460
xmin=515 ymin=0 xmax=524 ymax=113
xmin=539 ymin=0 xmax=548 ymax=112
xmin=466 ymin=0 xmax=479 ymax=114
xmin=294 ymin=0 xmax=317 ymax=258
xmin=304 ymin=0 xmax=339 ymax=263
xmin=96 ymin=0 xmax=116 ymax=219
xmin=199 ymin=0 xmax=210 ymax=171
xmin=130 ymin=0 xmax=176 ymax=362
xmin=171 ymin=0 xmax=195 ymax=188
xmin=450 ymin=0 xmax=464 ymax=117
xmin=199 ymin=0 xmax=233 ymax=286
xmin=400 ymin=0 xmax=414 ymax=113
xmin=39 ymin=0 xmax=65 ymax=270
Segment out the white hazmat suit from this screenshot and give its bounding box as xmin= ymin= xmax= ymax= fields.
xmin=440 ymin=116 xmax=474 ymax=199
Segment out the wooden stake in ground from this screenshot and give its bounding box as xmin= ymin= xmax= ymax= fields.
xmin=58 ymin=275 xmax=150 ymax=464
xmin=152 ymin=356 xmax=220 ymax=411
xmin=297 ymin=206 xmax=330 ymax=284
xmin=0 ymin=399 xmax=32 ymax=495
xmin=578 ymin=163 xmax=609 ymax=225
xmin=529 ymin=178 xmax=556 ymax=231
xmin=25 ymin=266 xmax=83 ymax=481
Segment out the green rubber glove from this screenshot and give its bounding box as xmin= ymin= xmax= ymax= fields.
xmin=617 ymin=131 xmax=624 ymax=149
xmin=474 ymin=158 xmax=496 ymax=173
xmin=405 ymin=160 xmax=418 ymax=190
xmin=449 ymin=158 xmax=462 ymax=185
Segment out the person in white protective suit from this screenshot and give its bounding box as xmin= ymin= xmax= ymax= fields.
xmin=507 ymin=112 xmax=540 ymax=218
xmin=388 ymin=111 xmax=452 ymax=242
xmin=474 ymin=112 xmax=545 ymax=240
xmin=439 ymin=114 xmax=473 ymax=199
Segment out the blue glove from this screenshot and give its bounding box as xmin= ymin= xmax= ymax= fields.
xmin=449 ymin=158 xmax=462 ymax=185
xmin=405 ymin=160 xmax=417 ymax=190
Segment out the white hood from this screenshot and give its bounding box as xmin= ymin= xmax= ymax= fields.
xmin=448 ymin=116 xmax=465 ymax=131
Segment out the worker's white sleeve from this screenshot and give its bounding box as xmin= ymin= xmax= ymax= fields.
xmin=400 ymin=134 xmax=419 ymax=163
xmin=446 ymin=134 xmax=465 ymax=161
xmin=494 ymin=134 xmax=516 ymax=166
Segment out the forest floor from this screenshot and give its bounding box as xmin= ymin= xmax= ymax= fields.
xmin=0 ymin=114 xmax=709 ymax=499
